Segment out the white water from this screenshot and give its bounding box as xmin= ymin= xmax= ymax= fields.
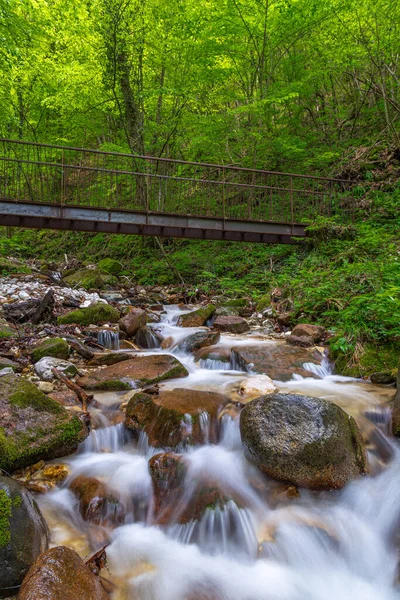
xmin=37 ymin=305 xmax=400 ymax=600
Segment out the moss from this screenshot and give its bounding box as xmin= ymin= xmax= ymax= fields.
xmin=30 ymin=338 xmax=70 ymax=364
xmin=8 ymin=378 xmax=63 ymax=414
xmin=222 ymin=298 xmax=247 ymax=308
xmin=98 ymin=258 xmax=123 ymax=275
xmin=0 ymin=259 xmax=31 ymax=276
xmin=87 ymin=379 xmax=132 ymax=391
xmin=331 ymin=341 xmax=400 ymax=378
xmin=57 ymin=303 xmax=120 ymax=326
xmin=63 ymin=268 xmax=116 ymax=290
xmin=0 ymin=323 xmax=16 ymax=339
xmin=0 ymin=489 xmax=13 ymax=548
xmin=256 ymin=295 xmax=271 ymax=312
xmin=178 ymin=304 xmax=216 ymax=327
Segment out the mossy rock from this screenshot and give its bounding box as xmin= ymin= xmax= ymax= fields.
xmin=97 ymin=258 xmax=123 ymax=275
xmin=240 ymin=393 xmax=367 ymax=490
xmin=0 ymin=374 xmax=88 ymax=473
xmin=0 ymin=259 xmax=31 ymax=276
xmin=0 ymin=320 xmax=16 ymax=339
xmin=256 ymin=295 xmax=271 ymax=312
xmin=30 ymin=338 xmax=70 ymax=364
xmin=57 ymin=303 xmax=120 ymax=326
xmin=177 ymin=304 xmax=216 ymax=327
xmin=331 ymin=341 xmax=400 ymax=378
xmin=63 ymin=268 xmax=117 ymax=290
xmin=222 ymin=298 xmax=247 ymax=308
xmin=0 ymin=476 xmax=48 ymax=590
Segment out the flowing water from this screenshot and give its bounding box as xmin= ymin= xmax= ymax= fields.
xmin=37 ymin=305 xmax=399 ymax=600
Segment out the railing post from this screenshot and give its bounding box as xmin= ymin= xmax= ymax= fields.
xmin=222 ymin=167 xmax=226 ymax=226
xmin=60 ymin=149 xmax=65 ymax=208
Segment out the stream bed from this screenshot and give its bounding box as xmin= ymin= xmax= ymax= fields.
xmin=36 ymin=306 xmax=399 ymax=600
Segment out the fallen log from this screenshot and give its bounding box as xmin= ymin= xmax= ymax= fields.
xmin=3 ymin=289 xmax=55 ymax=324
xmin=64 ymin=336 xmax=95 ymax=360
xmin=51 ymin=366 xmax=93 ymax=412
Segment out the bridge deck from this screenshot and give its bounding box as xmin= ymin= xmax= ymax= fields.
xmin=0 ymin=139 xmax=354 ymax=244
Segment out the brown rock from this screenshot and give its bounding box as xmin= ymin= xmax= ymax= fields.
xmin=119 ymin=308 xmax=147 ymax=338
xmin=76 ymin=354 xmax=188 ymax=391
xmin=276 ymin=312 xmax=293 ymax=327
xmin=213 ymin=316 xmax=250 ymax=334
xmin=291 ymin=324 xmax=326 ymax=342
xmin=88 ymin=352 xmax=133 ymax=366
xmin=17 ymin=546 xmax=109 ymax=600
xmin=48 ymin=390 xmax=79 ymax=406
xmin=149 ymin=452 xmax=239 ymax=525
xmin=231 ymin=342 xmax=323 ymax=381
xmin=286 ymin=335 xmax=314 ymax=348
xmin=125 ymin=388 xmax=231 ymax=447
xmin=69 ymin=475 xmax=124 ymax=525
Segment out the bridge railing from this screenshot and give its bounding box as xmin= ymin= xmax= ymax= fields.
xmin=0 ymin=139 xmax=355 ymax=224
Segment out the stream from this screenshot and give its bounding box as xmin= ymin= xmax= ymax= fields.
xmin=36 ymin=305 xmax=399 ymax=600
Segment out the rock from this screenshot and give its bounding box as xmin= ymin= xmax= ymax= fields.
xmin=37 ymin=381 xmax=54 ymax=393
xmin=119 ymin=308 xmax=147 ymax=338
xmin=370 ymin=372 xmax=396 ymax=385
xmin=214 ymin=307 xmax=239 ymax=317
xmin=30 ymin=338 xmax=70 ymax=364
xmin=195 ymin=346 xmax=231 ymax=365
xmin=77 ymin=354 xmax=188 ymax=391
xmin=174 ymin=330 xmax=220 ymax=353
xmin=17 ymin=546 xmax=109 ymax=600
xmin=69 ymin=475 xmax=124 ymax=525
xmin=231 ymin=343 xmax=323 ymax=381
xmin=34 ymin=357 xmax=78 ymax=381
xmin=88 ymin=352 xmax=133 ymax=366
xmin=222 ymin=299 xmax=247 ymax=308
xmin=58 ymin=303 xmax=120 ymax=326
xmin=12 ymin=463 xmax=69 ymax=494
xmin=238 ymin=375 xmax=277 ymax=400
xmin=213 ymin=316 xmax=250 ymax=334
xmin=135 ymin=326 xmax=162 ymax=349
xmin=63 ymin=267 xmax=117 ymax=290
xmin=177 ymin=305 xmax=215 ymax=327
xmin=0 ymin=320 xmax=17 ymax=339
xmin=97 ymin=258 xmax=123 ymax=275
xmin=276 ymin=312 xmax=293 ymax=327
xmin=392 ymin=363 xmax=400 ymax=436
xmin=0 ymin=475 xmax=48 ymax=591
xmin=286 ymin=335 xmax=314 ymax=348
xmin=125 ymin=388 xmax=230 ymax=447
xmin=240 ymin=393 xmax=367 ymax=489
xmin=0 ymin=357 xmax=22 ymax=372
xmin=255 ymin=295 xmax=271 ymax=312
xmin=48 ymin=390 xmax=79 ymax=406
xmin=149 ymin=453 xmax=236 ymax=525
xmin=0 ymin=367 xmax=15 ymax=377
xmin=291 ymin=324 xmax=326 ymax=343
xmin=0 ymin=374 xmax=88 ymax=473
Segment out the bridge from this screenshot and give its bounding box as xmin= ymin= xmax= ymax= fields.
xmin=0 ymin=139 xmax=354 ymax=244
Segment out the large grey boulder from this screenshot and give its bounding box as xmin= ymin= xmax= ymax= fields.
xmin=240 ymin=393 xmax=367 ymax=489
xmin=34 ymin=357 xmax=78 ymax=381
xmin=0 ymin=476 xmax=48 ymax=591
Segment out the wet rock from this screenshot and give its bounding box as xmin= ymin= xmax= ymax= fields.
xmin=125 ymin=388 xmax=230 ymax=447
xmin=97 ymin=258 xmax=123 ymax=275
xmin=57 ymin=303 xmax=120 ymax=326
xmin=392 ymin=363 xmax=400 ymax=436
xmin=149 ymin=453 xmax=235 ymax=525
xmin=291 ymin=324 xmax=326 ymax=343
xmin=17 ymin=546 xmax=109 ymax=600
xmin=0 ymin=374 xmax=88 ymax=473
xmin=213 ymin=316 xmax=250 ymax=334
xmin=69 ymin=475 xmax=124 ymax=525
xmin=88 ymin=352 xmax=133 ymax=366
xmin=231 ymin=342 xmax=323 ymax=381
xmin=63 ymin=267 xmax=117 ymax=290
xmin=0 ymin=475 xmax=48 ymax=591
xmin=370 ymin=372 xmax=396 ymax=385
xmin=238 ymin=375 xmax=277 ymax=400
xmin=195 ymin=346 xmax=231 ymax=365
xmin=30 ymin=338 xmax=70 ymax=364
xmin=175 ymin=330 xmax=220 ymax=353
xmin=77 ymin=354 xmax=188 ymax=391
xmin=177 ymin=305 xmax=215 ymax=327
xmin=48 ymin=389 xmax=79 ymax=406
xmin=286 ymin=335 xmax=314 ymax=348
xmin=240 ymin=393 xmax=367 ymax=489
xmin=119 ymin=308 xmax=147 ymax=338
xmin=135 ymin=326 xmax=162 ymax=349
xmin=34 ymin=357 xmax=78 ymax=381
xmin=13 ymin=463 xmax=69 ymax=494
